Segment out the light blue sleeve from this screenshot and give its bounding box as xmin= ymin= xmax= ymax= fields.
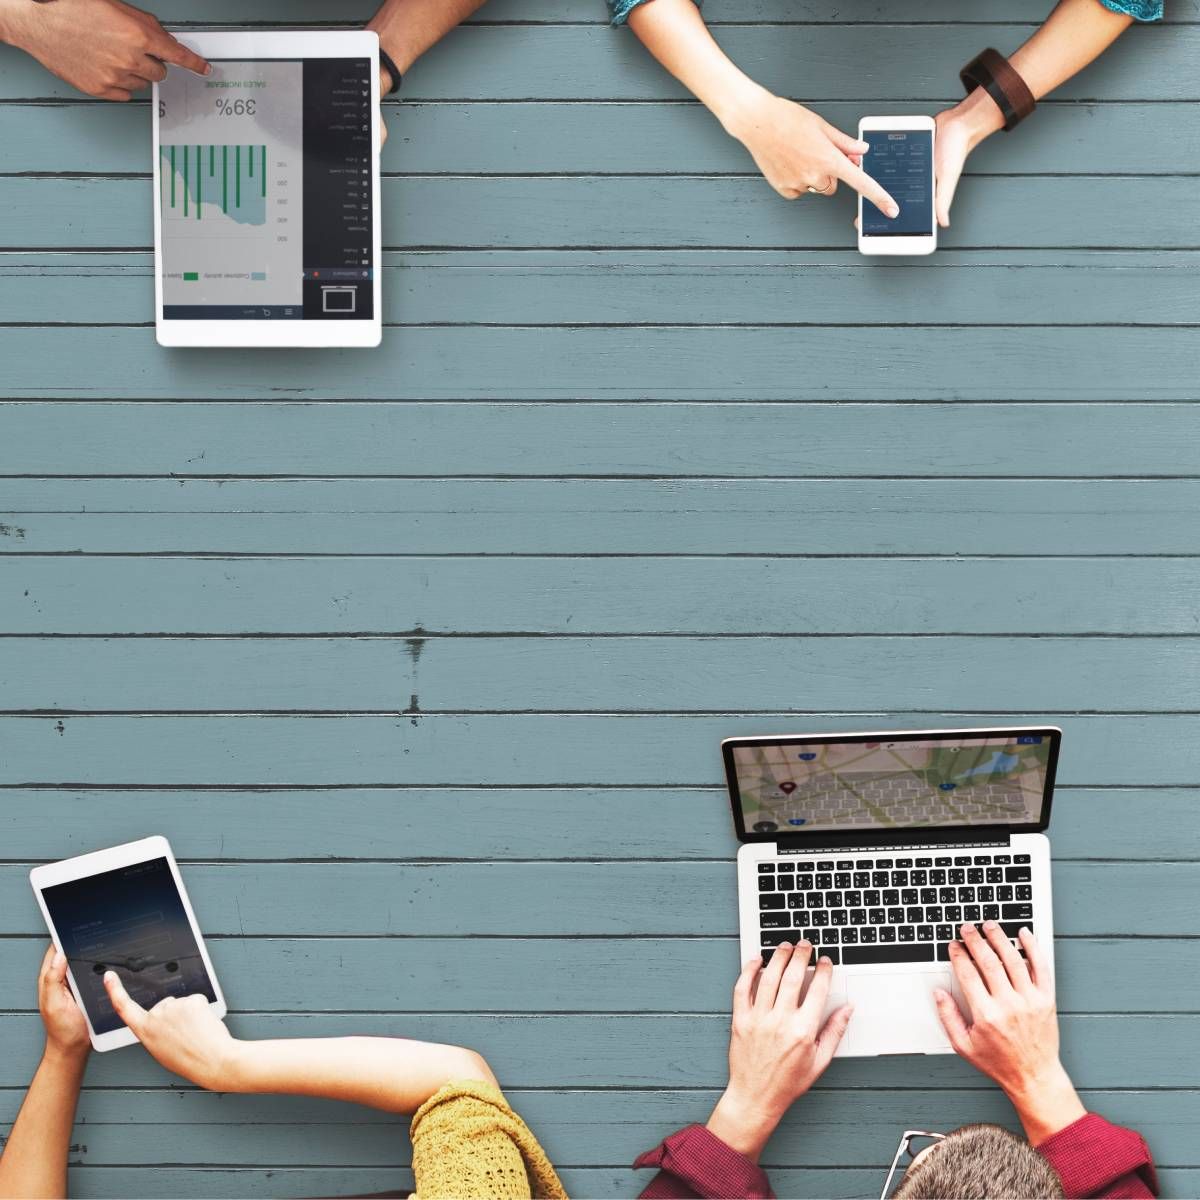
xmin=1097 ymin=0 xmax=1163 ymax=18
xmin=609 ymin=0 xmax=700 ymax=26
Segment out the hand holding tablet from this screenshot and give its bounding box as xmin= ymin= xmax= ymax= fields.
xmin=30 ymin=836 xmax=226 ymax=1052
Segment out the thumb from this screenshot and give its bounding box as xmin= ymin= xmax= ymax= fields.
xmin=933 ymin=988 xmax=970 ymax=1055
xmin=814 ymin=1002 xmax=854 ymax=1067
xmin=49 ymin=948 xmax=69 ymax=985
xmin=935 ymin=155 xmax=963 ymax=229
xmin=104 ymin=970 xmax=148 ymax=1034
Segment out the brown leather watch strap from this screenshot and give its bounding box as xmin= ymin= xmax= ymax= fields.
xmin=960 ymin=48 xmax=1036 ymax=132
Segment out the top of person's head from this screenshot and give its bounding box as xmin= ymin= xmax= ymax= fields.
xmin=892 ymin=1123 xmax=1065 ymax=1199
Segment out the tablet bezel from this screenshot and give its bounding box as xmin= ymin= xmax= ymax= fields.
xmin=29 ymin=835 xmax=227 ymax=1052
xmin=153 ymin=30 xmax=382 ymax=348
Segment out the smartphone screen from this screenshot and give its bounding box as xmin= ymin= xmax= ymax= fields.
xmin=861 ymin=129 xmax=934 ymax=236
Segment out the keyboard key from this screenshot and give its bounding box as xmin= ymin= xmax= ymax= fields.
xmin=760 ymin=913 xmax=791 ymax=929
xmin=917 ymin=925 xmax=934 ymax=941
xmin=797 ymin=861 xmax=815 ymax=872
xmin=907 ymin=906 xmax=925 ymax=923
xmin=929 ymin=869 xmax=947 ymax=885
xmin=758 ymin=863 xmax=776 ymax=874
xmin=811 ymin=910 xmax=829 ymax=927
xmin=925 ymin=906 xmax=943 ymax=923
xmin=887 ymin=907 xmax=905 ymax=924
xmin=802 ymin=927 xmax=818 ymax=943
xmin=883 ymin=890 xmax=900 ymax=906
xmin=920 ymin=888 xmax=938 ymax=904
xmin=1006 ymin=866 xmax=1032 ymax=882
xmin=761 ymin=931 xmax=793 ymax=946
xmin=817 ymin=862 xmax=835 ymax=872
xmin=964 ymin=904 xmax=981 ymax=921
xmin=939 ymin=887 xmax=956 ymax=904
xmin=982 ymin=904 xmax=1000 ymax=921
xmin=797 ymin=875 xmax=814 ymax=891
xmin=759 ymin=876 xmax=775 ymax=892
xmin=842 ymin=927 xmax=859 ymax=944
xmin=1016 ymin=884 xmax=1033 ymax=901
xmin=1002 ymin=903 xmax=1034 ymax=921
xmin=869 ymin=909 xmax=886 ymax=925
xmin=895 ymin=858 xmax=912 ymax=868
xmin=973 ymin=855 xmax=992 ymax=865
xmin=949 ymin=869 xmax=966 ymax=885
xmin=817 ymin=946 xmax=841 ymax=964
xmin=877 ymin=859 xmax=894 ymax=869
xmin=760 ymin=894 xmax=785 ymax=910
xmin=777 ymin=862 xmax=795 ymax=873
xmin=915 ymin=857 xmax=932 ymax=867
xmin=1014 ymin=854 xmax=1031 ymax=864
xmin=856 ymin=860 xmax=873 ymax=870
xmin=850 ymin=910 xmax=867 ymax=926
xmin=860 ymin=926 xmax=878 ymax=944
xmin=901 ymin=889 xmax=919 ymax=905
xmin=806 ymin=893 xmax=825 ymax=909
xmin=967 ymin=868 xmax=984 ymax=884
xmin=879 ymin=926 xmax=897 ymax=943
xmin=958 ymin=886 xmax=975 ymax=903
xmin=997 ymin=885 xmax=1014 ymax=901
xmin=826 ymin=892 xmax=843 ymax=908
xmin=815 ymin=874 xmax=832 ymax=889
xmin=944 ymin=905 xmax=962 ymax=923
xmin=777 ymin=875 xmax=795 ymax=891
xmin=935 ymin=924 xmax=953 ymax=941
xmin=843 ymin=943 xmax=934 ymax=965
xmin=872 ymin=871 xmax=890 ymax=888
xmin=978 ymin=885 xmax=995 ymax=902
xmin=955 ymin=856 xmax=972 ymax=866
xmin=787 ymin=894 xmax=805 ymax=909
xmin=821 ymin=925 xmax=839 ymax=942
xmin=898 ymin=925 xmax=916 ymax=942
xmin=911 ymin=870 xmax=928 ymax=886
xmin=836 ymin=860 xmax=854 ymax=870
xmin=836 ymin=872 xmax=853 ymax=889
xmin=864 ymin=890 xmax=881 ymax=906
xmin=831 ymin=909 xmax=849 ymax=926
xmin=986 ymin=867 xmax=1003 ymax=884
xmin=844 ymin=890 xmax=863 ymax=907
xmin=890 ymin=871 xmax=908 ymax=888
xmin=853 ymin=872 xmax=871 ymax=888
xmin=995 ymin=855 xmax=1011 ymax=865
xmin=935 ymin=857 xmax=952 ymax=866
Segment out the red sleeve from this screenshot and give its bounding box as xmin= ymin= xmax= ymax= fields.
xmin=634 ymin=1124 xmax=775 ymax=1200
xmin=1036 ymin=1112 xmax=1158 ymax=1199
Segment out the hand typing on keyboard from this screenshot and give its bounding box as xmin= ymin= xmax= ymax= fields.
xmin=935 ymin=921 xmax=1087 ymax=1144
xmin=703 ymin=942 xmax=852 ymax=1163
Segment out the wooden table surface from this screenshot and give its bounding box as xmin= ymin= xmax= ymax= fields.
xmin=2 ymin=2 xmax=1197 ymax=1195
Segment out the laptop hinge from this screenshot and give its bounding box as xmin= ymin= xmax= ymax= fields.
xmin=773 ymin=829 xmax=1011 ymax=855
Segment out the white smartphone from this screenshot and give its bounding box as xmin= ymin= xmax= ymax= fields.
xmin=857 ymin=115 xmax=936 ymax=256
xmin=30 ymin=836 xmax=226 ymax=1051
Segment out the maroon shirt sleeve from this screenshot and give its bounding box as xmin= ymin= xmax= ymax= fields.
xmin=1036 ymin=1113 xmax=1158 ymax=1199
xmin=634 ymin=1124 xmax=775 ymax=1200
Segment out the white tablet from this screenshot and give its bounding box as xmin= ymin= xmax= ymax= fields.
xmin=30 ymin=836 xmax=226 ymax=1052
xmin=153 ymin=31 xmax=382 ymax=347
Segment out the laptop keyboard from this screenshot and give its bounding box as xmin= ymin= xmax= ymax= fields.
xmin=757 ymin=851 xmax=1035 ymax=965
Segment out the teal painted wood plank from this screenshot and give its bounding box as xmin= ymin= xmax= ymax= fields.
xmin=0 ymin=26 xmax=1189 ymax=102
xmin=0 ymin=861 xmax=1194 ymax=935
xmin=0 ymin=1089 xmax=1194 ymax=1167
xmin=2 ymin=558 xmax=1196 ymax=634
xmin=0 ymin=788 xmax=1193 ymax=861
xmin=0 ymin=714 xmax=1195 ymax=786
xmin=5 ymin=251 xmax=1200 ymax=327
xmin=2 ymin=1016 xmax=1195 ymax=1092
xmin=5 ymin=176 xmax=1199 ymax=252
xmin=5 ymin=101 xmax=1197 ymax=176
xmin=5 ymin=480 xmax=1200 ymax=554
xmin=1 ymin=937 xmax=1190 ymax=1020
xmin=3 ymin=402 xmax=1194 ymax=477
xmin=3 ymin=327 xmax=1198 ymax=400
xmin=41 ymin=1168 xmax=1200 ymax=1200
xmin=3 ymin=636 xmax=1199 ymax=712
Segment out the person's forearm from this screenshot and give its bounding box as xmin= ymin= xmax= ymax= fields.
xmin=627 ymin=0 xmax=769 ymax=137
xmin=367 ymin=0 xmax=489 ymax=80
xmin=1006 ymin=1060 xmax=1088 ymax=1144
xmin=0 ymin=1046 xmax=88 ymax=1200
xmin=225 ymin=1036 xmax=496 ymax=1115
xmin=704 ymin=1087 xmax=780 ymax=1165
xmin=0 ymin=0 xmax=29 ymax=47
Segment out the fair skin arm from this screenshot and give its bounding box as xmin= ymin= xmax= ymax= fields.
xmin=103 ymin=971 xmax=496 ymax=1115
xmin=0 ymin=0 xmax=209 ymax=101
xmin=934 ymin=0 xmax=1135 ymax=225
xmin=0 ymin=948 xmax=91 ymax=1200
xmin=935 ymin=921 xmax=1087 ymax=1143
xmin=704 ymin=941 xmax=854 ymax=1163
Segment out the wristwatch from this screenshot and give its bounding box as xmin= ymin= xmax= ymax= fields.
xmin=378 ymin=47 xmax=402 ymax=95
xmin=960 ymin=48 xmax=1035 ymax=132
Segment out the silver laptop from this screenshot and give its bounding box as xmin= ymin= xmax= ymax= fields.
xmin=724 ymin=726 xmax=1061 ymax=1057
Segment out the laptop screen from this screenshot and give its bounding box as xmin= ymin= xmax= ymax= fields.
xmin=724 ymin=728 xmax=1060 ymax=842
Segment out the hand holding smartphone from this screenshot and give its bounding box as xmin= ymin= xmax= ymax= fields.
xmin=857 ymin=116 xmax=937 ymax=256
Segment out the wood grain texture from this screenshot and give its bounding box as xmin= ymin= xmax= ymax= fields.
xmin=1 ymin=3 xmax=1195 ymax=1193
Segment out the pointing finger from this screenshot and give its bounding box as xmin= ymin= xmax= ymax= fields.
xmin=833 ymin=157 xmax=899 ymax=219
xmin=150 ymin=32 xmax=211 ymax=77
xmin=103 ymin=971 xmax=148 ymax=1034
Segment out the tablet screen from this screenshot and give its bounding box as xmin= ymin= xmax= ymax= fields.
xmin=41 ymin=857 xmax=216 ymax=1035
xmin=157 ymin=57 xmax=375 ymax=321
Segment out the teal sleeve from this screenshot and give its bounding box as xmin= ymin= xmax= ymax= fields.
xmin=609 ymin=0 xmax=700 ymax=26
xmin=1097 ymin=0 xmax=1163 ymax=17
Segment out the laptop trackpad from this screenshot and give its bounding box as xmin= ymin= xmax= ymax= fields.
xmin=845 ymin=972 xmax=954 ymax=1056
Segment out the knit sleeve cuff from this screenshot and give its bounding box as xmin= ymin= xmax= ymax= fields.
xmin=610 ymin=0 xmax=700 ymax=25
xmin=634 ymin=1124 xmax=775 ymax=1199
xmin=1097 ymin=0 xmax=1163 ymax=20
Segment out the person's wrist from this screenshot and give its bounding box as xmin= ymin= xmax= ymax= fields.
xmin=42 ymin=1038 xmax=90 ymax=1071
xmin=1004 ymin=1059 xmax=1086 ymax=1143
xmin=0 ymin=0 xmax=33 ymax=49
xmin=950 ymin=87 xmax=1006 ymax=147
xmin=709 ymin=76 xmax=773 ymax=145
xmin=213 ymin=1037 xmax=255 ymax=1092
xmin=706 ymin=1085 xmax=784 ymax=1163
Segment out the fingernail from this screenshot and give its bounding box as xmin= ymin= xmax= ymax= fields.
xmin=887 ymin=205 xmax=899 ymax=218
xmin=778 ymin=940 xmax=792 ymax=951
xmin=1020 ymin=926 xmax=1032 ymax=937
xmin=984 ymin=920 xmax=997 ymax=930
xmin=797 ymin=939 xmax=811 ymax=950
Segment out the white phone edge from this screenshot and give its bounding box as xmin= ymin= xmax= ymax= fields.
xmin=857 ymin=115 xmax=937 ymax=256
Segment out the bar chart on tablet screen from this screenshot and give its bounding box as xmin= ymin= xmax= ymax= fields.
xmin=158 ymin=60 xmax=303 ymax=308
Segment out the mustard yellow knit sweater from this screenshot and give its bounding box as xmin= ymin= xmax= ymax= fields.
xmin=408 ymin=1080 xmax=568 ymax=1200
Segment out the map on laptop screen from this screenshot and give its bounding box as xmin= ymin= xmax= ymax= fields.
xmin=731 ymin=734 xmax=1052 ymax=833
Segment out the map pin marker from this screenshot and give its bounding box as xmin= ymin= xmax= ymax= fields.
xmin=780 ymin=781 xmax=796 ymax=794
